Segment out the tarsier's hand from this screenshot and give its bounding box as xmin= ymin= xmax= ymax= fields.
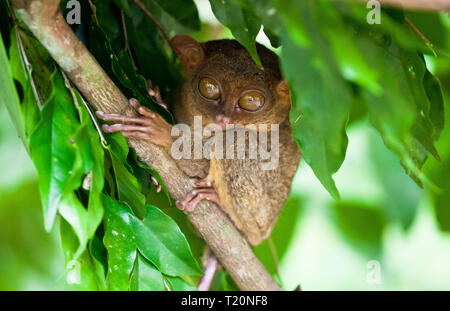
xmin=96 ymin=98 xmax=173 ymax=149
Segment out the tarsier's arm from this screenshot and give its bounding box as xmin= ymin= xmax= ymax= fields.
xmin=96 ymin=92 xmax=215 ymax=212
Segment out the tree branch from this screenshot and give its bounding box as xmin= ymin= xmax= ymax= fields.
xmin=10 ymin=0 xmax=280 ymax=291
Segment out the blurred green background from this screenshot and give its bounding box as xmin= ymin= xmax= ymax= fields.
xmin=1 ymin=0 xmax=450 ymax=290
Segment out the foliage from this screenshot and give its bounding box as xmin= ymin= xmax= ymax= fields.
xmin=0 ymin=0 xmax=449 ymax=291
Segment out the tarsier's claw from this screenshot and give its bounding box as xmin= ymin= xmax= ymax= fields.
xmin=176 ymin=179 xmax=220 ymax=212
xmin=189 ymin=177 xmax=212 ymax=188
xmin=147 ymin=79 xmax=168 ymax=109
xmin=151 ymin=176 xmax=162 ymax=193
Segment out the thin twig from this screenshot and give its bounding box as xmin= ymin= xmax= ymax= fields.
xmin=268 ymin=237 xmax=280 ymax=276
xmin=8 ymin=3 xmax=45 ymax=107
xmin=16 ymin=30 xmax=45 ymax=107
xmin=294 ymin=113 xmax=303 ymax=124
xmin=61 ymin=69 xmax=80 ymax=108
xmin=87 ymin=0 xmax=100 ymax=26
xmin=163 ymin=279 xmax=172 ymax=291
xmin=80 ymin=94 xmax=108 ymax=146
xmin=133 ymin=0 xmax=173 ymax=47
xmin=121 ymin=10 xmax=137 ymax=71
xmin=61 ymin=69 xmax=107 ymax=146
xmin=405 ymin=17 xmax=437 ymax=56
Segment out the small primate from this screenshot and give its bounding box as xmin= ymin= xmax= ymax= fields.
xmin=96 ymin=35 xmax=301 ymax=245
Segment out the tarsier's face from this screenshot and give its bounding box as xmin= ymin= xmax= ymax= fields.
xmin=171 ymin=36 xmax=291 ymax=128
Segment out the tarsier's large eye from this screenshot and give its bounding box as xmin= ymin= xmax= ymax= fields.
xmin=238 ymin=91 xmax=265 ymax=111
xmin=198 ymin=77 xmax=221 ymax=100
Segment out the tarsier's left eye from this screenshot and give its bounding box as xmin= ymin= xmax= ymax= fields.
xmin=238 ymin=91 xmax=265 ymax=111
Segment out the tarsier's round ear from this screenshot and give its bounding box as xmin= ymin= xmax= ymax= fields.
xmin=170 ymin=35 xmax=204 ymax=72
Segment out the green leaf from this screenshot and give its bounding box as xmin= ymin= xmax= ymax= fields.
xmin=209 ymin=0 xmax=262 ymax=66
xmin=89 ymin=0 xmax=178 ymax=102
xmin=280 ymin=35 xmax=351 ymax=199
xmin=77 ymin=90 xmax=105 ymax=240
xmin=102 ymin=195 xmax=137 ymax=290
xmin=10 ymin=28 xmax=104 ymax=248
xmin=8 ymin=28 xmax=44 ymax=146
xmin=118 ymin=0 xmax=201 ymax=33
xmin=333 ymin=202 xmax=386 ymax=258
xmin=404 ymin=11 xmax=449 ymax=53
xmin=151 ymin=0 xmax=201 ymax=32
xmin=316 ymin=1 xmax=381 ymax=93
xmin=28 ymin=71 xmax=104 ymax=257
xmin=275 ymin=0 xmax=445 ymax=196
xmin=60 ymin=218 xmax=100 ymax=290
xmin=329 ymin=3 xmax=445 ymax=187
xmin=28 ymin=72 xmax=79 ymax=230
xmin=132 ymin=205 xmax=202 ymax=277
xmin=111 ymin=49 xmax=173 ymax=122
xmin=59 ymin=88 xmax=105 ymax=258
xmin=275 ymin=0 xmax=358 ymax=198
xmin=356 ymin=30 xmax=443 ymax=186
xmin=425 ymin=94 xmax=450 ymax=232
xmin=112 ymin=0 xmax=132 ymax=16
xmin=246 ymin=0 xmax=283 ymax=48
xmin=165 ymin=276 xmax=197 ymax=291
xmin=131 ymin=253 xmax=165 ymax=291
xmin=123 ymin=1 xmax=180 ymax=88
xmin=0 ymin=31 xmax=25 ymax=147
xmin=89 ymin=235 xmax=108 ymax=290
xmin=336 ymin=3 xmax=432 ymax=54
xmin=210 ymin=270 xmax=239 ymax=291
xmin=101 ymin=197 xmax=201 ymax=289
xmin=106 ymin=133 xmax=147 ymax=218
xmin=369 ymin=129 xmax=422 ymax=230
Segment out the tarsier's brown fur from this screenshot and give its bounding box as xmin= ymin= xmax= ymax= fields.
xmin=99 ymin=35 xmax=301 ymax=245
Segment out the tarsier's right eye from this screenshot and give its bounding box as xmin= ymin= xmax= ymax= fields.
xmin=198 ymin=77 xmax=221 ymax=100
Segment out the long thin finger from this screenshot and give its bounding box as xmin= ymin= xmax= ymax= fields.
xmin=185 ymin=191 xmax=219 ymax=212
xmin=96 ymin=111 xmax=148 ymax=125
xmin=190 ymin=178 xmax=212 ymax=188
xmin=185 ymin=189 xmax=216 ymax=205
xmin=122 ymin=131 xmax=151 ymax=140
xmin=176 ymin=189 xmax=203 ymax=210
xmin=102 ymin=124 xmax=151 ymax=134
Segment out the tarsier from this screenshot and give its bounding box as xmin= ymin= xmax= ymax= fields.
xmin=96 ymin=35 xmax=301 ymax=245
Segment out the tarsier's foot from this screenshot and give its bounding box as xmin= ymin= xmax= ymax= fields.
xmin=95 ymin=98 xmax=172 ymax=148
xmin=176 ymin=178 xmax=221 ymax=212
xmin=147 ymin=79 xmax=168 ymax=110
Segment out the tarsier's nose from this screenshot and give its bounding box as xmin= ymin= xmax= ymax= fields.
xmin=214 ymin=114 xmax=231 ymax=130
